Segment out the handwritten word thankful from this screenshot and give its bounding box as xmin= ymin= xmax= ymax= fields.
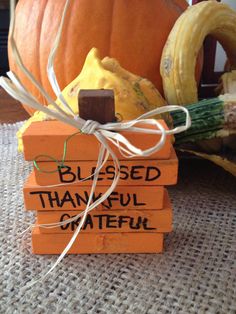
xmin=30 ymin=190 xmax=146 ymax=209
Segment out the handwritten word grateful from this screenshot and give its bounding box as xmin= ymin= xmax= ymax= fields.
xmin=60 ymin=213 xmax=156 ymax=231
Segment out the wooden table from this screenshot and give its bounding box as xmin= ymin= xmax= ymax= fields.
xmin=0 ymin=87 xmax=30 ymax=123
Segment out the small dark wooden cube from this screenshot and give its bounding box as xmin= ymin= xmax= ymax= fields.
xmin=79 ymin=89 xmax=115 ymax=124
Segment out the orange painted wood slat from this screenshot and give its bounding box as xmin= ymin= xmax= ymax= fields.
xmin=22 ymin=120 xmax=172 ymax=161
xmin=31 ymin=230 xmax=164 ymax=254
xmin=36 ymin=192 xmax=172 ymax=234
xmin=24 ymin=171 xmax=165 ymax=211
xmin=37 ymin=209 xmax=172 ymax=234
xmin=33 ymin=148 xmax=178 ymax=186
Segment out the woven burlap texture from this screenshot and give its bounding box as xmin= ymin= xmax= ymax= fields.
xmin=0 ymin=122 xmax=235 ymax=314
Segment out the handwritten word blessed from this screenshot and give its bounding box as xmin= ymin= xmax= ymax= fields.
xmin=58 ymin=164 xmax=161 ymax=183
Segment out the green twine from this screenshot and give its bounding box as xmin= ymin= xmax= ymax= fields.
xmin=33 ymin=130 xmax=82 ymax=173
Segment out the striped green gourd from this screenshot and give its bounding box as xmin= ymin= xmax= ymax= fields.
xmin=171 ymin=95 xmax=236 ymax=144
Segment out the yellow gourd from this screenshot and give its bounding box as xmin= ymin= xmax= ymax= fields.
xmin=17 ymin=48 xmax=166 ymax=152
xmin=160 ymin=1 xmax=236 ymax=105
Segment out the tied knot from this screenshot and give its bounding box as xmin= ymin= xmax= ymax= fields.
xmin=81 ymin=119 xmax=101 ymax=134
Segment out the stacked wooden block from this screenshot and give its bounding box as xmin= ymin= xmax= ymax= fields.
xmin=22 ymin=91 xmax=178 ymax=254
xmin=22 ymin=121 xmax=178 ymax=254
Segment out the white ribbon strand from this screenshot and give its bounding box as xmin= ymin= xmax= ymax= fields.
xmin=47 ymin=0 xmax=75 ymax=116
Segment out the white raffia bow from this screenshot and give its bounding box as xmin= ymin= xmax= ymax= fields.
xmin=0 ymin=0 xmax=191 ymax=286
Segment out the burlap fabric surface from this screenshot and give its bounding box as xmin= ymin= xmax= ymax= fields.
xmin=0 ymin=123 xmax=235 ymax=314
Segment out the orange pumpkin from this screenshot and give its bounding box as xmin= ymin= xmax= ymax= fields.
xmin=9 ymin=0 xmax=189 ymax=115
